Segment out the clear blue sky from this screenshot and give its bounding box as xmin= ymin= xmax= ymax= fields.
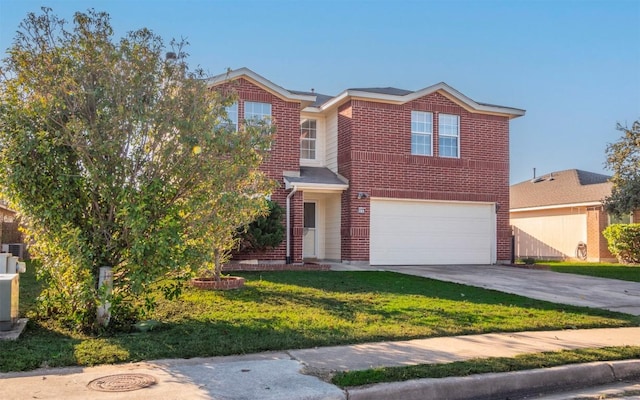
xmin=1 ymin=0 xmax=639 ymax=184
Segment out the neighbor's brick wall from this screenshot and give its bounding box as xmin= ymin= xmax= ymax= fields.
xmin=338 ymin=92 xmax=512 ymax=262
xmin=587 ymin=206 xmax=614 ymax=261
xmin=212 ymin=78 xmax=303 ymax=262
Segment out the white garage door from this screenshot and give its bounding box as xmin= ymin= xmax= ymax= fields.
xmin=370 ymin=199 xmax=496 ymax=265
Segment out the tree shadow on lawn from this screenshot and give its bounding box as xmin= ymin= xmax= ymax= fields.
xmin=234 ymin=271 xmax=637 ymax=322
xmin=3 ymin=270 xmax=636 ymax=373
xmin=110 ymin=318 xmax=364 ymax=361
xmin=166 ymin=271 xmax=639 ymax=346
xmin=0 ymin=320 xmax=82 ymax=372
xmin=0 ymin=317 xmax=353 ymax=372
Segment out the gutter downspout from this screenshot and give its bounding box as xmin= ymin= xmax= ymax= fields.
xmin=286 ymin=186 xmax=298 ymax=264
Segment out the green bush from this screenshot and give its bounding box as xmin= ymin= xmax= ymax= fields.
xmin=238 ymin=200 xmax=285 ymax=252
xmin=602 ymin=223 xmax=640 ymax=263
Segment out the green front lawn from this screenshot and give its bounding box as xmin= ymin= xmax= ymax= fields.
xmin=1 ymin=267 xmax=637 ymax=372
xmin=545 ymin=261 xmax=640 ymax=282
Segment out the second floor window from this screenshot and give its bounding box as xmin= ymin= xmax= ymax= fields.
xmin=222 ymin=102 xmax=238 ymax=131
xmin=244 ymin=101 xmax=272 ymax=124
xmin=300 ymin=119 xmax=317 ymax=160
xmin=411 ymin=111 xmax=433 ymax=156
xmin=439 ymin=114 xmax=459 ymax=158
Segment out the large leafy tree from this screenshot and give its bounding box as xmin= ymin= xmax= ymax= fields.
xmin=604 ymin=120 xmax=640 ymax=216
xmin=0 ymin=8 xmax=273 ymax=332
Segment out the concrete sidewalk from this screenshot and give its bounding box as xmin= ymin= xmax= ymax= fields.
xmin=1 ymin=327 xmax=639 ymax=400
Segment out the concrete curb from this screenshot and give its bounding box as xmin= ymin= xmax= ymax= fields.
xmin=345 ymin=360 xmax=640 ymax=400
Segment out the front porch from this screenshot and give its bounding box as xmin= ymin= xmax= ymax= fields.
xmin=284 ymin=167 xmax=348 ymax=263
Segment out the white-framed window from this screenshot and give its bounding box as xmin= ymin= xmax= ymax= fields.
xmin=244 ymin=101 xmax=272 ymax=149
xmin=300 ymin=119 xmax=317 ymax=160
xmin=438 ymin=114 xmax=459 ymax=158
xmin=244 ymin=101 xmax=272 ymax=124
xmin=411 ymin=111 xmax=433 ymax=156
xmin=222 ymin=102 xmax=238 ymax=131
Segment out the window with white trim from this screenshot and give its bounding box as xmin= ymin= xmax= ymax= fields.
xmin=244 ymin=101 xmax=272 ymax=124
xmin=411 ymin=111 xmax=433 ymax=156
xmin=300 ymin=119 xmax=317 ymax=160
xmin=221 ymin=102 xmax=238 ymax=131
xmin=438 ymin=114 xmax=460 ymax=158
xmin=244 ymin=101 xmax=272 ymax=149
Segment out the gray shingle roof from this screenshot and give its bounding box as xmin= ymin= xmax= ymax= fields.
xmin=285 ymin=167 xmax=347 ymax=186
xmin=510 ymin=169 xmax=612 ymax=210
xmin=289 ymin=90 xmax=334 ymax=107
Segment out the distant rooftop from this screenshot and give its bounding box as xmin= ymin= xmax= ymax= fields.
xmin=510 ymin=169 xmax=612 ymax=210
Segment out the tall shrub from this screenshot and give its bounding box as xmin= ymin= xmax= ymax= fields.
xmin=602 ymin=223 xmax=640 ymax=264
xmin=0 ymin=8 xmax=274 ymax=332
xmin=238 ymin=200 xmax=285 ymax=252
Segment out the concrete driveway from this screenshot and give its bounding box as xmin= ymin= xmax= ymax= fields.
xmin=373 ymin=265 xmax=640 ymax=316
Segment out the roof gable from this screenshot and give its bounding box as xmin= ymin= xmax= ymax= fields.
xmin=510 ymin=169 xmax=612 ymax=210
xmin=206 ymin=68 xmax=525 ymax=119
xmin=206 ymin=68 xmax=316 ymax=106
xmin=319 ymin=82 xmax=525 ymax=119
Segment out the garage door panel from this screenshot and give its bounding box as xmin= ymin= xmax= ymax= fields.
xmin=370 ymin=199 xmax=495 ymax=265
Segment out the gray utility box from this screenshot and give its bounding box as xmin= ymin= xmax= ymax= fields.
xmin=0 ymin=274 xmax=19 ymax=331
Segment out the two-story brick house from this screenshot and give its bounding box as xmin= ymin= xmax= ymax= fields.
xmin=207 ymin=68 xmax=525 ymax=265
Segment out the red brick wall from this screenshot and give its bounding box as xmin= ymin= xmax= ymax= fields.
xmin=339 ymin=91 xmax=512 ymax=262
xmin=212 ymin=78 xmax=303 ymax=262
xmin=587 ymin=207 xmax=615 ymax=261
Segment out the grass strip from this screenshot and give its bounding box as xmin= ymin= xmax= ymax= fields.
xmin=545 ymin=263 xmax=640 ymax=282
xmin=331 ymin=346 xmax=640 ymax=388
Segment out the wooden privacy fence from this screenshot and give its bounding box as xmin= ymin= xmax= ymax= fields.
xmin=0 ymin=219 xmax=22 ymax=245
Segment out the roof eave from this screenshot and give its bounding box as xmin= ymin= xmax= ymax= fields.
xmin=510 ymin=201 xmax=604 ymax=213
xmin=206 ymin=67 xmax=316 ymax=106
xmin=284 ymin=181 xmax=349 ymax=191
xmin=319 ymin=84 xmax=525 ymax=118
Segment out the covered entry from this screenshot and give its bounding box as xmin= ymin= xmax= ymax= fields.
xmin=284 ymin=167 xmax=348 ymax=262
xmin=370 ymin=198 xmax=496 ymax=265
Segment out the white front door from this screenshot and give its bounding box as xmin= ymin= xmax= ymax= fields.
xmin=303 ymin=202 xmax=317 ymax=258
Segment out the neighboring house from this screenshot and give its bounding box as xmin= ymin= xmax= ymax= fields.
xmin=208 ymin=68 xmax=525 ymax=265
xmin=510 ymin=169 xmax=624 ymax=262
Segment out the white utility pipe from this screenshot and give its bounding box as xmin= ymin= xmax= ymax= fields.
xmin=285 ymin=186 xmax=298 ymax=264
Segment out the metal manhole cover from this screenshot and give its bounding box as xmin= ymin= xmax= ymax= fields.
xmin=87 ymin=373 xmax=157 ymax=392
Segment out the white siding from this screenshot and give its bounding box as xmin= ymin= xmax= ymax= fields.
xmin=370 ymin=199 xmax=495 ymax=265
xmin=325 ymin=195 xmax=341 ymax=260
xmin=300 ymin=113 xmax=326 ymax=167
xmin=511 ymin=208 xmax=587 ymax=259
xmin=325 ymin=110 xmax=338 ymax=172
